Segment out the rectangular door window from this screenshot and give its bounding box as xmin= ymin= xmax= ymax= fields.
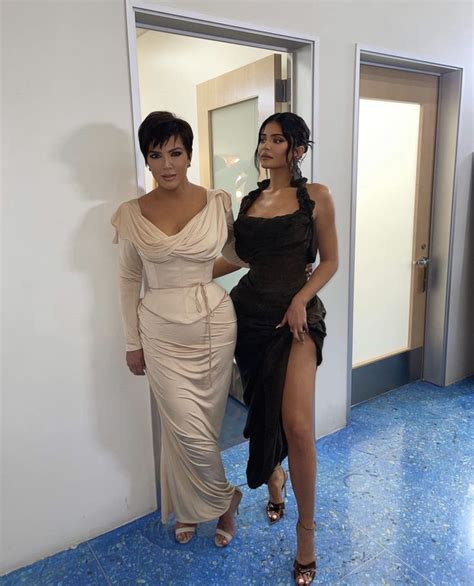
xmin=353 ymin=99 xmax=421 ymax=365
xmin=210 ymin=98 xmax=259 ymax=218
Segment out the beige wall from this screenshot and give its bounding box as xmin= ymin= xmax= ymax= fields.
xmin=2 ymin=0 xmax=472 ymax=574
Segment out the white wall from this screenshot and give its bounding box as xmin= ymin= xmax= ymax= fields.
xmin=1 ymin=0 xmax=156 ymax=574
xmin=136 ymin=30 xmax=276 ymax=191
xmin=2 ymin=0 xmax=472 ymax=574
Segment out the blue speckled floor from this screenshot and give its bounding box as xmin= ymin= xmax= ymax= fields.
xmin=218 ymin=395 xmax=248 ymax=451
xmin=3 ymin=378 xmax=473 ymax=585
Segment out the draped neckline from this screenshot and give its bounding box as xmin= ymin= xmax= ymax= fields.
xmin=133 ymin=189 xmax=210 ymax=239
xmin=112 ymin=189 xmax=232 ymax=262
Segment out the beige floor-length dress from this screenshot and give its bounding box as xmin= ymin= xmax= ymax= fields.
xmin=111 ymin=189 xmax=244 ymax=524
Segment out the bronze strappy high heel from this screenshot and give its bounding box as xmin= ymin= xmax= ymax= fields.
xmin=266 ymin=465 xmax=288 ymax=524
xmin=293 ymin=519 xmax=317 ymax=585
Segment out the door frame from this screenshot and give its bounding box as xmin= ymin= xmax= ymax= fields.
xmin=124 ymin=0 xmax=320 ymax=501
xmin=125 ymin=0 xmax=319 ymax=194
xmin=348 ymin=44 xmax=463 ymax=412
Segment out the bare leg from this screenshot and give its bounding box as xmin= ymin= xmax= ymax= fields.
xmin=268 ymin=465 xmax=287 ymax=503
xmin=282 ymin=337 xmax=317 ymax=566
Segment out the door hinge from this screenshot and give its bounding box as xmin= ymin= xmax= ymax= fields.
xmin=275 ymin=79 xmax=291 ymax=103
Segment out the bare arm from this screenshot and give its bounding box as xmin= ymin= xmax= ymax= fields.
xmin=213 ymin=256 xmax=242 ymax=278
xmin=278 ymin=184 xmax=338 ymax=341
xmin=296 ymin=184 xmax=339 ymax=303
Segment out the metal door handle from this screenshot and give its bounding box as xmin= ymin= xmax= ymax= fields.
xmin=414 ymin=256 xmax=431 ymax=267
xmin=414 ymin=256 xmax=430 ymax=292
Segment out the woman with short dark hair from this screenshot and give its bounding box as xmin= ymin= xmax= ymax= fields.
xmin=112 ymin=111 xmax=245 ymax=547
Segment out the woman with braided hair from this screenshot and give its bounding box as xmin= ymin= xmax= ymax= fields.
xmin=215 ymin=112 xmax=338 ymax=584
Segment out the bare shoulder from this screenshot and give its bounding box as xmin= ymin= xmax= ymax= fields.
xmin=136 ymin=191 xmax=157 ymax=214
xmin=188 ymin=182 xmax=209 ymax=198
xmin=306 ymin=182 xmax=334 ymax=215
xmin=139 ymin=191 xmax=154 ymax=202
xmin=306 ymin=182 xmax=332 ymax=203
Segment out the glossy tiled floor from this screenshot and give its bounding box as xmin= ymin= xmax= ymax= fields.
xmin=3 ymin=378 xmax=473 ymax=585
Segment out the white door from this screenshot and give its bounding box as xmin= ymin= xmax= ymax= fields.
xmin=352 ymin=65 xmax=439 ymax=404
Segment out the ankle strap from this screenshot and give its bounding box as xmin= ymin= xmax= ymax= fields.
xmin=297 ymin=518 xmax=316 ymax=531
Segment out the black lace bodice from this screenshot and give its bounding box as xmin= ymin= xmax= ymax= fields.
xmin=231 ymin=178 xmax=318 ymax=319
xmin=230 ymin=178 xmax=327 ymax=489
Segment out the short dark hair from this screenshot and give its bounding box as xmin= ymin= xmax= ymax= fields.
xmin=138 ymin=111 xmax=193 ymax=161
xmin=254 ymin=112 xmax=312 ymax=170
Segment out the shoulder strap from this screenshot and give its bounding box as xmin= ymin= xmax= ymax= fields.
xmin=238 ymin=179 xmax=269 ymax=216
xmin=292 ymin=177 xmax=315 ymax=220
xmin=292 ymin=177 xmax=317 ymax=262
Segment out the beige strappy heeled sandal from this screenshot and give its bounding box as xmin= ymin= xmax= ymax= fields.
xmin=174 ymin=524 xmax=196 ymax=544
xmin=214 ymin=487 xmax=243 ymax=548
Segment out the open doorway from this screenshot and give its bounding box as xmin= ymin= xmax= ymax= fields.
xmin=135 ymin=30 xmax=288 ymax=195
xmin=126 ymin=3 xmax=317 ymax=192
xmin=135 ymin=31 xmax=287 ymax=447
xmin=136 ymin=30 xmax=288 ymax=299
xmin=125 ymin=3 xmax=319 ymax=481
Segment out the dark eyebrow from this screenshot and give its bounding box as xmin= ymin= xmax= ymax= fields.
xmin=148 ymin=146 xmax=184 ymax=154
xmin=260 ymin=133 xmax=285 ymax=138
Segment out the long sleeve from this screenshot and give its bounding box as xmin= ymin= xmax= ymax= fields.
xmin=117 ymin=238 xmax=143 ymax=351
xmin=221 ymin=206 xmax=248 ymax=268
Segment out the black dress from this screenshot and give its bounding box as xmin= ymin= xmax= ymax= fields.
xmin=230 ymin=178 xmax=327 ymax=489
